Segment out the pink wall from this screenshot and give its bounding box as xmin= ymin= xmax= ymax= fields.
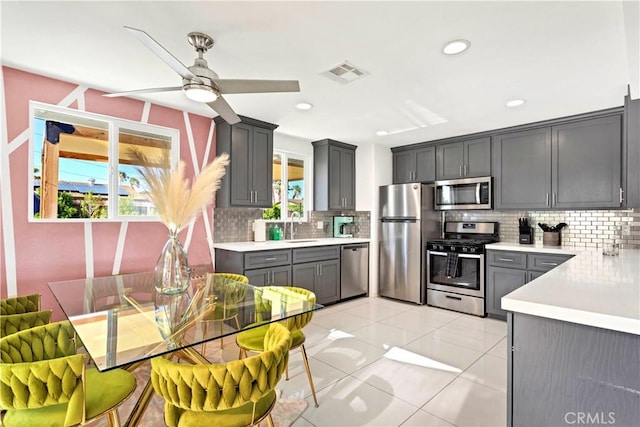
xmin=1 ymin=67 xmax=217 ymax=319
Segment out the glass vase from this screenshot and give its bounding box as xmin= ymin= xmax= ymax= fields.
xmin=154 ymin=291 xmax=190 ymax=349
xmin=154 ymin=231 xmax=191 ymax=294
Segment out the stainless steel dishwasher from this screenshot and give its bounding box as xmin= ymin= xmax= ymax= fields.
xmin=340 ymin=243 xmax=369 ymax=299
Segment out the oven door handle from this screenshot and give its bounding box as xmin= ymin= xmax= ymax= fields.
xmin=428 ymin=251 xmax=483 ymax=259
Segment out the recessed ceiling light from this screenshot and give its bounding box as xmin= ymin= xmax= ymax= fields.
xmin=295 ymin=102 xmax=313 ymax=110
xmin=376 ymin=130 xmax=389 ymax=136
xmin=506 ymin=99 xmax=526 ymax=107
xmin=442 ymin=39 xmax=471 ymax=55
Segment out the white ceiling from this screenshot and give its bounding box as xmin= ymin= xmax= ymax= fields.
xmin=2 ymin=1 xmax=638 ymax=148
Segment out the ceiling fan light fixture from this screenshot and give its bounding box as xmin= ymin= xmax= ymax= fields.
xmin=184 ymin=84 xmax=218 ymax=103
xmin=442 ymin=39 xmax=471 ymax=55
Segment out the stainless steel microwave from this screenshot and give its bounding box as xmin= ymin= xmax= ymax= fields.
xmin=434 ymin=176 xmax=492 ymax=210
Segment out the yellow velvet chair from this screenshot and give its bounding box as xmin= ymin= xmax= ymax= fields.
xmin=0 ymin=309 xmax=52 ymax=337
xmin=0 ymin=321 xmax=137 ymax=427
xmin=200 ymin=273 xmax=249 ymax=353
xmin=0 ymin=293 xmax=41 ymax=315
xmin=236 ymin=286 xmax=319 ymax=407
xmin=151 ymin=323 xmax=292 ymax=427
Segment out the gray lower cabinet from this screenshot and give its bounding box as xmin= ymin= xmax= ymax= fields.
xmin=486 ymin=250 xmax=573 ymax=319
xmin=508 ymin=312 xmax=640 ymax=426
xmin=215 ymin=116 xmax=278 ymax=208
xmin=494 ymin=114 xmax=622 ymax=210
xmin=292 ymin=246 xmax=340 ymax=305
xmin=436 ymin=137 xmax=491 ymax=180
xmin=313 ymin=139 xmax=357 ymax=210
xmin=244 ymin=265 xmax=291 ymax=287
xmin=392 ymin=146 xmax=436 ymax=183
xmin=214 ymin=248 xmax=292 ymax=287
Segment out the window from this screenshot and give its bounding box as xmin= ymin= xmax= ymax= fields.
xmin=29 ymin=102 xmax=179 ymax=221
xmin=263 ymin=150 xmax=310 ymax=221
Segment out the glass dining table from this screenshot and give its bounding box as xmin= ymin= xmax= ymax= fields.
xmin=48 ymin=266 xmax=322 ymax=426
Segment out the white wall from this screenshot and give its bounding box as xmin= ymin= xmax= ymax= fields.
xmin=273 ymin=132 xmax=313 ymax=156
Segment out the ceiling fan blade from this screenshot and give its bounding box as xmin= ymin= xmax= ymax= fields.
xmin=215 ymin=79 xmax=300 ymax=94
xmin=207 ymin=96 xmax=241 ymax=124
xmin=103 ymin=86 xmax=183 ymax=98
xmin=124 ymin=26 xmax=202 ymax=83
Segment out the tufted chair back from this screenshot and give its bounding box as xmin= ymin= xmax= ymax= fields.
xmin=272 ymin=286 xmax=316 ymax=332
xmin=151 ymin=323 xmax=291 ymax=427
xmin=1 ymin=294 xmax=41 ymax=315
xmin=0 ymin=309 xmax=53 ymax=337
xmin=0 ymin=321 xmax=85 ymax=426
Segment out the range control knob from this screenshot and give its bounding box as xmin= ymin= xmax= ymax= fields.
xmin=462 ymin=247 xmax=468 ymax=252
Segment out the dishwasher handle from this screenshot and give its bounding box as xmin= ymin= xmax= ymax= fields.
xmin=342 ymin=244 xmax=368 ymax=252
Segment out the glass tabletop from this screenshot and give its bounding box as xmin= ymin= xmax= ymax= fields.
xmin=48 ymin=267 xmax=322 ymax=371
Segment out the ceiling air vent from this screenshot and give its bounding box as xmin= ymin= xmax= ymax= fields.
xmin=321 ymin=61 xmax=369 ymax=84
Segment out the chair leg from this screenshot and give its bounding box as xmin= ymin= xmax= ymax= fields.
xmin=201 ymin=321 xmax=209 ymax=355
xmin=266 ymin=413 xmax=275 ymax=427
xmin=106 ymin=409 xmax=121 ymax=427
xmin=219 ymin=320 xmax=224 ymax=349
xmin=300 ymin=344 xmax=319 ymax=407
xmin=286 ymin=362 xmax=290 ymax=381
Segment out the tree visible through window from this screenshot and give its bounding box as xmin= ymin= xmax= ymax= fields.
xmin=263 ymin=151 xmax=307 ymax=220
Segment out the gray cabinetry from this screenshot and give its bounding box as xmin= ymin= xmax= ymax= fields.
xmin=493 ymin=128 xmax=552 ymax=209
xmin=508 ymin=312 xmax=640 ymax=426
xmin=624 ymin=95 xmax=639 ymax=207
xmin=392 ymin=146 xmax=435 ymax=183
xmin=436 ymin=137 xmax=491 ymax=180
xmin=313 ymin=139 xmax=357 ymax=210
xmin=215 ymin=116 xmax=277 ymax=208
xmin=486 ymin=250 xmax=573 ymax=319
xmin=245 ymin=265 xmax=291 ymax=287
xmin=494 ymin=114 xmax=622 ymax=210
xmin=214 ymin=248 xmax=292 ymax=287
xmin=552 ymin=115 xmax=621 ymax=208
xmin=292 ymin=246 xmax=340 ymax=304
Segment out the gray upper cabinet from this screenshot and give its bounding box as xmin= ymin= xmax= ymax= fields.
xmin=392 ymin=146 xmax=435 ymax=183
xmin=624 ymin=95 xmax=639 ymax=207
xmin=436 ymin=137 xmax=491 ymax=180
xmin=552 ymin=115 xmax=621 ymax=208
xmin=493 ymin=127 xmax=552 ymax=209
xmin=313 ymin=139 xmax=357 ymax=210
xmin=215 ymin=116 xmax=278 ymax=208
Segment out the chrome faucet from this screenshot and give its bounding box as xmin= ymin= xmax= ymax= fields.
xmin=289 ymin=211 xmax=301 ymax=239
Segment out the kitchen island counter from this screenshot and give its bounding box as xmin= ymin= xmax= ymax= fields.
xmin=499 ymin=247 xmax=640 ymax=335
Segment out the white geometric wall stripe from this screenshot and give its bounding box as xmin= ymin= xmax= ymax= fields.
xmin=84 ymin=221 xmax=94 ymax=278
xmin=112 ymin=221 xmax=129 ymax=275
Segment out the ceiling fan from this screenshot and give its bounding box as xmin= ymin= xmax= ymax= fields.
xmin=104 ymin=26 xmax=301 ymax=124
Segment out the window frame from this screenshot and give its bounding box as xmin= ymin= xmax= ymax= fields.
xmin=28 ymin=101 xmax=180 ymax=223
xmin=264 ymin=149 xmax=311 ymax=222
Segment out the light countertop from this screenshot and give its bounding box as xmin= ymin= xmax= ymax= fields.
xmin=485 ymin=242 xmax=580 ymax=255
xmin=501 ymin=247 xmax=640 ymax=335
xmin=212 ymin=237 xmax=370 ymax=252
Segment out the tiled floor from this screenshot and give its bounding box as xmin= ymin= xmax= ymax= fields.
xmin=278 ymin=296 xmax=508 ymax=427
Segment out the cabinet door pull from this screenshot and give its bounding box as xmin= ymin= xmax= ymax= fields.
xmin=319 ymin=264 xmax=323 ymax=275
xmin=264 ymin=257 xmax=277 ymax=261
xmin=540 ymin=262 xmax=558 ymax=266
xmin=552 ymin=193 xmax=557 ymax=206
xmin=546 ymin=193 xmax=550 ymax=206
xmin=250 ymin=190 xmax=254 ymax=203
xmin=459 ymin=165 xmax=463 ymax=177
xmin=445 ymin=295 xmax=462 ymax=301
xmin=464 ymin=164 xmax=468 ymax=176
xmin=498 ymin=258 xmax=514 ymax=262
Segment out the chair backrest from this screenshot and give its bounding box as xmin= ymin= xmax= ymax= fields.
xmin=0 ymin=309 xmax=52 ymax=337
xmin=274 ymin=286 xmax=316 ymax=332
xmin=0 ymin=294 xmax=41 ymax=315
xmin=151 ymin=323 xmax=291 ymax=420
xmin=211 ymin=273 xmax=249 ymax=306
xmin=0 ymin=321 xmax=86 ymax=426
xmin=0 ymin=321 xmax=77 ymax=363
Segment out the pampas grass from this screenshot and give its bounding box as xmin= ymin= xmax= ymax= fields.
xmin=131 ymin=149 xmax=229 ymax=233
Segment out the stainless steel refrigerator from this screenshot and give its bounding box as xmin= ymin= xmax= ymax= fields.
xmin=379 ymin=183 xmax=440 ymax=304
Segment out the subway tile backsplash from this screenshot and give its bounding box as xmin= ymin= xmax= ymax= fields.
xmin=213 ymin=208 xmax=371 ymax=242
xmin=445 ymin=208 xmax=640 ymax=249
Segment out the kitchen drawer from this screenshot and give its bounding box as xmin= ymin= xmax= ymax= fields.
xmin=293 ymin=245 xmax=340 ymax=264
xmin=487 ymin=250 xmax=527 ymax=269
xmin=527 ymin=253 xmax=573 ymax=272
xmin=243 ymin=249 xmax=292 ymax=269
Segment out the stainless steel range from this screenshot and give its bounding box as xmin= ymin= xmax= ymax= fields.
xmin=426 ymin=221 xmax=499 ymax=317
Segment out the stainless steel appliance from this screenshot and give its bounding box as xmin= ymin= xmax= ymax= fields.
xmin=434 ymin=176 xmax=492 ymax=210
xmin=379 ymin=183 xmax=440 ymax=304
xmin=333 ymin=216 xmax=354 ymax=238
xmin=426 ymin=221 xmax=499 ymax=316
xmin=341 ymin=243 xmax=369 ymax=299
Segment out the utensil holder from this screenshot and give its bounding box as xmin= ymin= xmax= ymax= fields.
xmin=543 ymin=231 xmax=560 ymax=246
